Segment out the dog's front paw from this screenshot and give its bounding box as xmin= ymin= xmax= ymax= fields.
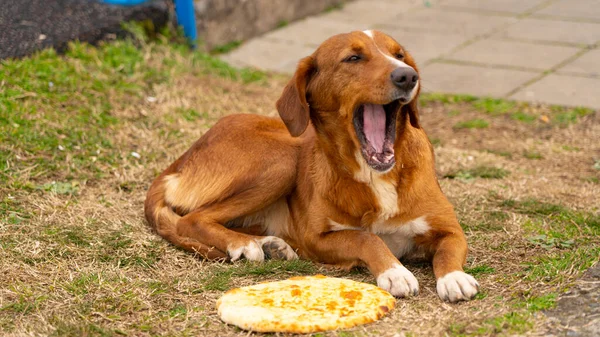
xmin=227 ymin=240 xmax=265 ymax=262
xmin=376 ymin=264 xmax=419 ymax=298
xmin=258 ymin=236 xmax=298 ymax=260
xmin=437 ymin=271 xmax=479 ymax=303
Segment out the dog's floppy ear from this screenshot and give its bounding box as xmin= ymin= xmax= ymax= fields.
xmin=403 ymin=88 xmax=421 ymax=129
xmin=276 ymin=56 xmax=314 ymax=137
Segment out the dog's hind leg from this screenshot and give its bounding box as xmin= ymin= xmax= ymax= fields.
xmin=175 ymin=188 xmax=297 ymax=262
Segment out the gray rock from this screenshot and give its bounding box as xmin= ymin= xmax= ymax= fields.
xmin=545 ymin=263 xmax=600 ymax=337
xmin=0 ymin=0 xmax=169 ymax=60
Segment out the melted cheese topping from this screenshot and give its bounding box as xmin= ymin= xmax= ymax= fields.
xmin=216 ymin=275 xmax=395 ymax=333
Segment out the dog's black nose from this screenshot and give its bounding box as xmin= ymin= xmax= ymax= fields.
xmin=391 ymin=67 xmax=418 ymax=91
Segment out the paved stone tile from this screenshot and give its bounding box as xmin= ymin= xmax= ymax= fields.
xmin=557 ymin=49 xmax=600 ymax=77
xmin=421 ymin=62 xmax=536 ymax=97
xmin=447 ymin=39 xmax=580 ymax=70
xmin=324 ymin=0 xmax=420 ymax=26
xmin=510 ymin=74 xmax=600 ymax=108
xmin=534 ymin=0 xmax=600 ymax=21
xmin=221 ymin=39 xmax=315 ymax=73
xmin=495 ymin=18 xmax=600 ymax=45
xmin=379 ymin=8 xmax=517 ymax=39
xmin=377 ymin=27 xmax=468 ymax=63
xmin=221 ymin=0 xmax=600 ymax=110
xmin=262 ymin=16 xmax=360 ymax=47
xmin=440 ymin=0 xmax=545 ymax=14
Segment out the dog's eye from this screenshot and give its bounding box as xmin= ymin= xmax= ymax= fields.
xmin=344 ymin=55 xmax=362 ymax=63
xmin=395 ymin=53 xmax=404 ymax=59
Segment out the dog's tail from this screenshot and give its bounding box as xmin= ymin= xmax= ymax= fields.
xmin=144 ymin=175 xmax=228 ymax=260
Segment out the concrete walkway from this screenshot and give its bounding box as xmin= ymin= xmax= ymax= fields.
xmin=222 ymin=0 xmax=600 ymax=109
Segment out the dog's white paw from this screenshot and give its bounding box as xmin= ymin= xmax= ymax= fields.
xmin=258 ymin=236 xmax=298 ymax=260
xmin=227 ymin=240 xmax=264 ymax=262
xmin=437 ymin=271 xmax=479 ymax=303
xmin=376 ymin=264 xmax=419 ymax=298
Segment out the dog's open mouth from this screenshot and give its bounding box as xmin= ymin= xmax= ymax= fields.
xmin=353 ymin=100 xmax=400 ymax=172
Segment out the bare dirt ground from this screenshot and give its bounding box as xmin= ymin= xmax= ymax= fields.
xmin=1 ymin=39 xmax=599 ymax=337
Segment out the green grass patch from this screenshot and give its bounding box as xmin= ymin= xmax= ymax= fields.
xmin=176 ymin=107 xmax=208 ymax=122
xmin=485 ymin=149 xmax=512 ymax=159
xmin=561 ymin=145 xmax=580 ymax=152
xmin=524 ymin=293 xmax=557 ymax=311
xmin=501 ymin=199 xmax=567 ymax=217
xmin=429 ymin=137 xmax=442 ymax=147
xmin=524 ymin=247 xmax=600 ymax=283
xmin=500 ymin=198 xmax=600 ymax=282
xmin=552 ymin=106 xmax=594 ymax=127
xmin=511 ymin=111 xmax=537 ymax=123
xmin=454 ymin=119 xmax=489 ymax=129
xmin=50 ymin=321 xmax=123 ymax=337
xmin=168 ymin=304 xmax=188 ymax=318
xmin=501 ymin=198 xmax=599 ymax=238
xmin=43 ymin=225 xmax=94 ymax=248
xmin=1 ymin=295 xmax=47 ymax=314
xmin=480 ymin=312 xmax=532 ymax=335
xmin=465 ymin=265 xmax=496 ymax=276
xmin=190 ymin=52 xmax=266 ymax=83
xmin=420 ymin=93 xmax=478 ymax=105
xmin=324 ymin=3 xmax=344 ymax=12
xmin=523 ymin=150 xmax=543 ymax=160
xmin=36 ymin=181 xmax=80 ymax=195
xmin=449 ymin=312 xmax=533 ymax=336
xmin=276 ymin=20 xmax=289 ymax=28
xmin=210 ymin=40 xmax=242 ymax=54
xmin=445 ymin=166 xmax=509 ymax=180
xmin=0 ymin=32 xmax=267 ymax=190
xmin=527 ymin=234 xmax=575 ymax=250
xmin=473 ymin=98 xmax=516 ymax=116
xmin=64 ymin=272 xmax=102 ymax=295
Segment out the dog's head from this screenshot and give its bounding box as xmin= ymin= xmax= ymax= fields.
xmin=276 ymin=30 xmax=420 ymax=173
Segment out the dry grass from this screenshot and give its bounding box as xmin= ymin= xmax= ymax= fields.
xmin=1 ymin=36 xmax=599 ymax=337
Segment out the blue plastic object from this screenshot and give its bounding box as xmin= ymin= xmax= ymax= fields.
xmin=101 ymin=0 xmax=198 ymax=47
xmin=174 ymin=0 xmax=198 ymax=47
xmin=102 ymin=0 xmax=149 ymax=5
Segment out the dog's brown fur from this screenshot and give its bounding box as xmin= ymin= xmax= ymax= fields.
xmin=145 ymin=30 xmax=478 ymax=302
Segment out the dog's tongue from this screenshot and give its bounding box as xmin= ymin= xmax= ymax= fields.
xmin=363 ymin=104 xmax=386 ymax=153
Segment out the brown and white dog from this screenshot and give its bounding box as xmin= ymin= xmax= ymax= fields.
xmin=145 ymin=30 xmax=479 ymax=302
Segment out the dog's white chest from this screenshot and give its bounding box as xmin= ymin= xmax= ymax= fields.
xmin=371 ymin=216 xmax=430 ymax=258
xmin=353 ymin=152 xmax=399 ymax=221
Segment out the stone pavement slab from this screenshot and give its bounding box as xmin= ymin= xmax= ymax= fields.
xmin=324 ymin=0 xmax=418 ymax=26
xmin=373 ymin=27 xmax=467 ymax=64
xmin=440 ymin=0 xmax=546 ymax=14
xmin=379 ymin=8 xmax=516 ymax=38
xmin=494 ymin=18 xmax=600 ymax=46
xmin=222 ymin=0 xmax=600 ymax=109
xmin=262 ymin=17 xmax=359 ymax=47
xmin=557 ymin=49 xmax=600 ymax=77
xmin=447 ymin=39 xmax=580 ymax=70
xmin=221 ymin=38 xmax=314 ymax=73
xmin=510 ymin=74 xmax=600 ymax=108
xmin=421 ymin=62 xmax=536 ymax=97
xmin=534 ymin=0 xmax=600 ymax=21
